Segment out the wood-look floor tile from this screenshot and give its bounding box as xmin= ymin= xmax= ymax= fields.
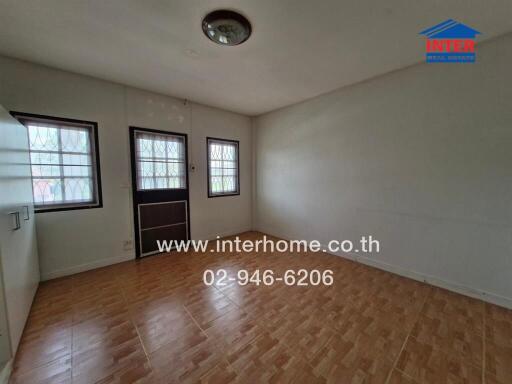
xmin=485 ymin=339 xmax=512 ymax=384
xmin=203 ymin=308 xmax=265 ymax=355
xmin=131 ymin=296 xmax=199 ymax=354
xmin=141 ymin=314 xmax=204 ymax=355
xmin=387 ymin=369 xmax=417 ymax=384
xmin=309 ymin=332 xmax=394 ymax=383
xmin=10 ymin=355 xmax=72 ymax=384
xmin=226 ymin=332 xmax=324 ymax=383
xmin=149 ymin=333 xmax=222 ymax=383
xmin=13 ymin=326 xmax=71 ymax=375
xmin=72 ymin=313 xmax=137 ymax=353
xmin=72 ymin=348 xmax=148 ymax=384
xmin=396 ymin=337 xmax=482 ymax=384
xmin=411 ymin=314 xmax=483 ymax=367
xmin=197 ymin=360 xmax=239 ymax=384
xmin=74 ymin=359 xmax=154 ymax=384
xmin=223 ymin=333 xmax=280 ymax=380
xmin=422 ymin=288 xmax=484 ymax=334
xmin=184 ymin=290 xmax=239 ymax=329
xmin=10 ymin=232 xmax=511 ymax=384
xmin=72 ymin=320 xmax=148 ymax=384
xmin=485 ymin=372 xmax=506 ymax=384
xmin=486 ymin=303 xmax=512 ymax=348
xmin=266 ymin=308 xmax=335 ymax=362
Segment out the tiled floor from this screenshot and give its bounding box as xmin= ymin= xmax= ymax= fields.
xmin=10 ymin=232 xmax=512 ymax=383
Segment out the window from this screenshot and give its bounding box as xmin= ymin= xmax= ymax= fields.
xmin=12 ymin=112 xmax=102 ymax=212
xmin=134 ymin=131 xmax=186 ymax=190
xmin=207 ymin=137 xmax=239 ymax=197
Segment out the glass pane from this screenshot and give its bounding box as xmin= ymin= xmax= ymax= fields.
xmin=168 ymin=177 xmax=183 ymax=189
xmin=62 ymin=153 xmax=91 ymax=166
xmin=135 ymin=132 xmax=186 ymax=190
xmin=60 ymin=128 xmax=90 ymax=153
xmin=32 ymin=179 xmax=63 ymax=204
xmin=153 ymin=139 xmax=167 ymax=158
xmin=138 ymin=139 xmax=153 ymax=158
xmin=64 ymin=178 xmax=92 ymax=202
xmin=167 ymin=141 xmax=180 ymax=159
xmin=211 ymin=177 xmax=222 ymax=193
xmin=140 ymin=177 xmax=155 ymax=190
xmin=223 ymin=168 xmax=236 ymax=177
xmin=223 ymin=176 xmax=236 ymax=192
xmin=208 ymin=140 xmax=239 ymax=195
xmin=154 ymin=161 xmax=167 ymax=177
xmin=28 ymin=125 xmax=59 ymax=151
xmin=24 ymin=118 xmax=98 ymax=208
xmin=31 ymin=164 xmax=61 ymax=178
xmin=211 ymin=168 xmax=222 ymax=177
xmin=210 ymin=160 xmax=222 ymax=169
xmin=223 ymin=145 xmax=236 ymax=160
xmin=155 ymin=177 xmax=167 ymax=189
xmin=63 ymin=165 xmax=90 ymax=177
xmin=223 ymin=160 xmax=237 ymax=169
xmin=210 ymin=144 xmax=222 ymax=160
xmin=30 ymin=151 xmax=60 ymax=165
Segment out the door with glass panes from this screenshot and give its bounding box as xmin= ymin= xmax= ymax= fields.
xmin=129 ymin=127 xmax=189 ymax=257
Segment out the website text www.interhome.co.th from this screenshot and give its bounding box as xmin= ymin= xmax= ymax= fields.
xmin=156 ymin=235 xmax=380 ymax=254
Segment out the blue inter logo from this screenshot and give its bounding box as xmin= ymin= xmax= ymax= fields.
xmin=420 ymin=20 xmax=481 ymax=63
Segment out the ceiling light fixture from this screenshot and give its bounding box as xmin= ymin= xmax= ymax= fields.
xmin=202 ymin=10 xmax=251 ymax=46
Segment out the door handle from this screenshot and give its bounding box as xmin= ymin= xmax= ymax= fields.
xmin=9 ymin=211 xmax=21 ymax=231
xmin=23 ymin=205 xmax=30 ymax=221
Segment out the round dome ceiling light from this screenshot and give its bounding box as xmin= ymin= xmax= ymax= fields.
xmin=202 ymin=10 xmax=251 ymax=46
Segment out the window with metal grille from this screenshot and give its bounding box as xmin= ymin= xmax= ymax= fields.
xmin=207 ymin=137 xmax=239 ymax=197
xmin=134 ymin=131 xmax=186 ymax=190
xmin=12 ymin=112 xmax=102 ymax=212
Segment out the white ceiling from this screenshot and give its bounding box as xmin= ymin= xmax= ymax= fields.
xmin=0 ymin=0 xmax=511 ymax=116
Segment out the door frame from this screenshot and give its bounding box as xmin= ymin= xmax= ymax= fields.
xmin=129 ymin=126 xmax=191 ymax=258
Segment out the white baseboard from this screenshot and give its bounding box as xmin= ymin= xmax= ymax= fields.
xmin=253 ymin=226 xmax=512 ymax=310
xmin=343 ymin=250 xmax=512 ymax=310
xmin=0 ymin=359 xmax=12 ymax=384
xmin=41 ymin=253 xmax=134 ymax=281
xmin=195 ymin=227 xmax=253 ymax=242
xmin=40 ymin=229 xmax=252 ymax=281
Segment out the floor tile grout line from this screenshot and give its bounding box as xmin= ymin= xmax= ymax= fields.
xmin=245 ymin=295 xmax=336 ymax=376
xmin=12 ymin=283 xmax=76 ymax=377
xmin=17 ymin=280 xmax=76 ymax=378
xmin=217 ymin=283 xmax=425 ymax=380
xmin=482 ymin=301 xmax=486 ymax=384
xmin=383 ymin=286 xmax=431 ymax=384
xmin=394 ymin=367 xmax=420 ymax=383
xmin=182 ymin=303 xmax=209 ymax=339
xmin=10 ymin=352 xmax=73 ymax=378
xmin=117 ymin=278 xmax=152 ymax=369
xmin=209 ymin=281 xmax=328 ymax=376
xmin=70 ymin=276 xmax=75 ymax=380
xmin=181 ymin=299 xmax=245 ymax=375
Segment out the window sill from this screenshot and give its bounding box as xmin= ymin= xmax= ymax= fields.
xmin=35 ymin=203 xmax=103 ymax=213
xmin=207 ymin=192 xmax=240 ymax=198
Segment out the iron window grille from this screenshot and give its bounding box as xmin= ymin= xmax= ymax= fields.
xmin=134 ymin=131 xmax=186 ymax=191
xmin=207 ymin=137 xmax=240 ymax=197
xmin=12 ymin=112 xmax=102 ymax=213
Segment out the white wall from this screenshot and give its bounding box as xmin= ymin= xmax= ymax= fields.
xmin=0 ymin=56 xmax=252 ymax=280
xmin=254 ymin=34 xmax=512 ymax=307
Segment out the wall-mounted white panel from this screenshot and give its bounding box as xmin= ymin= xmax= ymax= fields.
xmin=0 ymin=105 xmax=40 ymax=355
